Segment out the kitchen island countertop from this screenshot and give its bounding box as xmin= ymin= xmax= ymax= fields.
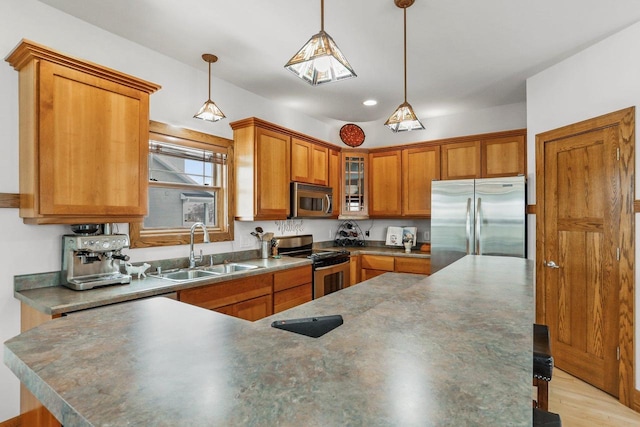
xmin=4 ymin=255 xmax=534 ymax=426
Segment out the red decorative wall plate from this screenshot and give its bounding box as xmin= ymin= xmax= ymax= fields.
xmin=339 ymin=124 xmax=365 ymax=147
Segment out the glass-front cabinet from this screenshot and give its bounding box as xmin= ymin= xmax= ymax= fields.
xmin=340 ymin=151 xmax=368 ymax=218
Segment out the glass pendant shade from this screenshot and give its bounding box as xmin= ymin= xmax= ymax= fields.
xmin=386 ymin=0 xmax=424 ymax=132
xmin=194 ymin=99 xmax=226 ymax=122
xmin=194 ymin=53 xmax=226 ymax=122
xmin=385 ymin=101 xmax=425 ymax=132
xmin=285 ymin=30 xmax=356 ymax=85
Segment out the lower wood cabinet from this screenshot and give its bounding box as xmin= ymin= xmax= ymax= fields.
xmin=178 ymin=274 xmax=274 ymax=321
xmin=273 ymin=266 xmax=312 ymax=313
xmin=360 ymin=254 xmax=430 ymax=282
xmin=178 ymin=266 xmax=313 ymax=320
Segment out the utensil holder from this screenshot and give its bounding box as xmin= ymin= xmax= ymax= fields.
xmin=261 ymin=241 xmax=269 ymax=259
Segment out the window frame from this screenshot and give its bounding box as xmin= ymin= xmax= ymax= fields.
xmin=129 ymin=121 xmax=234 ymax=248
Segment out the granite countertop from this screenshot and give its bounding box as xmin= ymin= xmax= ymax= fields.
xmin=15 ymin=257 xmax=311 ymax=315
xmin=4 ymin=255 xmax=534 ymax=426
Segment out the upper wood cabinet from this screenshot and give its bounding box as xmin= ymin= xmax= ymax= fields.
xmin=368 ymin=145 xmax=440 ymax=218
xmin=328 ymin=148 xmax=341 ymax=219
xmin=5 ymin=39 xmax=160 ymax=224
xmin=440 ymin=140 xmax=482 ymax=180
xmin=369 ymin=150 xmax=402 ymax=217
xmin=440 ymin=131 xmax=526 ymax=180
xmin=341 ymin=151 xmax=369 ymax=218
xmin=481 ymin=135 xmax=526 ymax=178
xmin=291 ymin=138 xmax=329 ymax=186
xmin=231 ymin=118 xmax=291 ymax=220
xmin=402 ymin=145 xmax=440 ymax=217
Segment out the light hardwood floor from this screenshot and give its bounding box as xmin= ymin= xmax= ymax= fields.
xmin=548 ymin=369 xmax=640 ymax=426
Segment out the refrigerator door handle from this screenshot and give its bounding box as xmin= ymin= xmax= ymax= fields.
xmin=475 ymin=197 xmax=482 ymax=255
xmin=465 ymin=198 xmax=472 ymax=254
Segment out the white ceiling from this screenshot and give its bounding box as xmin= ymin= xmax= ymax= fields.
xmin=37 ymin=0 xmax=640 ymax=125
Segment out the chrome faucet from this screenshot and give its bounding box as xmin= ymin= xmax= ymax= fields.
xmin=189 ymin=222 xmax=210 ymax=268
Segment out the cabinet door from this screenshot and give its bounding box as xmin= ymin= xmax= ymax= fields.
xmin=291 ymin=138 xmax=312 ymax=183
xmin=178 ymin=274 xmax=273 ymax=314
xmin=328 ymin=149 xmax=341 ymax=219
xmin=441 ymin=141 xmax=481 ymax=180
xmin=291 ymin=138 xmax=328 ymax=186
xmin=341 ymin=152 xmax=368 ymax=217
xmin=481 ymin=135 xmax=525 ymax=177
xmin=349 ymin=255 xmax=361 ymax=286
xmin=234 ymin=295 xmax=273 ymax=321
xmin=256 ymin=128 xmax=290 ymax=219
xmin=38 ymin=61 xmax=148 ymax=217
xmin=369 ymin=150 xmax=402 ymax=217
xmin=395 ymin=257 xmax=430 ymax=275
xmin=310 ymin=143 xmax=329 ymax=185
xmin=402 ymin=146 xmax=440 ymax=217
xmin=361 ymin=255 xmax=394 ymax=271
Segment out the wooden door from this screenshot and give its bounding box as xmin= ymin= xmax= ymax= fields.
xmin=402 ymin=145 xmax=440 ymax=216
xmin=536 ymin=107 xmax=635 ymax=403
xmin=369 ymin=150 xmax=402 ymax=216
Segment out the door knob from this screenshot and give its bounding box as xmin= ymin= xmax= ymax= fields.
xmin=545 ymin=260 xmax=560 ymax=269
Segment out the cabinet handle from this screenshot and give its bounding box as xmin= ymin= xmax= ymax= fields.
xmin=545 ymin=260 xmax=560 ymax=269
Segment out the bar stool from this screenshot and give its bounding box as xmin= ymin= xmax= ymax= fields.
xmin=533 ymin=408 xmax=562 ymax=426
xmin=533 ymin=324 xmax=554 ymax=411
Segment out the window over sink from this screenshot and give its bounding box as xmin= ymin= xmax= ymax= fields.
xmin=129 ymin=121 xmax=234 ymax=248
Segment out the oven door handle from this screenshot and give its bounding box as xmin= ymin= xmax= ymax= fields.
xmin=314 ymin=261 xmax=350 ymax=271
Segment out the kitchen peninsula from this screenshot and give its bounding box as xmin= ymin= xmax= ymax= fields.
xmin=4 ymin=256 xmax=534 ymax=426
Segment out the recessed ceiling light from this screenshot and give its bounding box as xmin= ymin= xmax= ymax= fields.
xmin=363 ymin=99 xmax=377 ymax=106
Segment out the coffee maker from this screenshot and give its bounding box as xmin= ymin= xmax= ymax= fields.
xmin=61 ymin=224 xmax=132 ymax=290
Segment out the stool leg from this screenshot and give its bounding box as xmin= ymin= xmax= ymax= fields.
xmin=534 ymin=378 xmax=549 ymax=411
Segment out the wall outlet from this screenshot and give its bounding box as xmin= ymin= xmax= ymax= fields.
xmin=240 ymin=236 xmax=251 ymax=248
xmin=423 ymin=231 xmax=430 ymax=241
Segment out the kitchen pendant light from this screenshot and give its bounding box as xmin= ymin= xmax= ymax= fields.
xmin=385 ymin=0 xmax=425 ymax=132
xmin=194 ymin=54 xmax=226 ymax=122
xmin=284 ymin=0 xmax=356 ymax=85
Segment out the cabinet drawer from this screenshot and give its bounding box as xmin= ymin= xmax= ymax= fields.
xmin=179 ymin=274 xmax=273 ymax=310
xmin=395 ymin=257 xmax=430 ymax=275
xmin=274 ymin=265 xmax=312 ymax=292
xmin=361 ymin=255 xmax=395 ymax=271
xmin=274 ymin=283 xmax=312 ymax=313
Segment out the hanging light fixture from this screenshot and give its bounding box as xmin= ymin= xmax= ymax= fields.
xmin=194 ymin=53 xmax=226 ymax=122
xmin=284 ymin=0 xmax=356 ymax=85
xmin=385 ymin=0 xmax=425 ymax=132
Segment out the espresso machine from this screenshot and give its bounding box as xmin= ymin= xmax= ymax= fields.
xmin=61 ymin=224 xmax=131 ymax=290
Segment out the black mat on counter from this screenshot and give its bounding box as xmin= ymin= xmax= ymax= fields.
xmin=271 ymin=314 xmax=343 ymax=338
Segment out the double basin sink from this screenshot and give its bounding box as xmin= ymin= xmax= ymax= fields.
xmin=151 ymin=263 xmax=260 ymax=283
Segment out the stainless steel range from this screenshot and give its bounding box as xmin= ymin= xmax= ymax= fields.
xmin=61 ymin=225 xmax=132 ymax=290
xmin=276 ymin=235 xmax=350 ymax=299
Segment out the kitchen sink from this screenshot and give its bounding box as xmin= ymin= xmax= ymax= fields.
xmin=151 ymin=263 xmax=260 ymax=282
xmin=153 ymin=269 xmax=220 ymax=282
xmin=201 ymin=263 xmax=259 ymax=274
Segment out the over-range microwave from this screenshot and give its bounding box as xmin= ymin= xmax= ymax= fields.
xmin=290 ymin=182 xmax=333 ymax=218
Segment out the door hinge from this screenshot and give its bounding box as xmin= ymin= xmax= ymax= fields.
xmin=617 ymin=346 xmax=620 ymax=361
xmin=617 ymin=147 xmax=620 ymax=161
xmin=617 ymin=247 xmax=620 ymax=261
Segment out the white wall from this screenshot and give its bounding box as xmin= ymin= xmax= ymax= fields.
xmin=0 ymin=0 xmax=523 ymax=421
xmin=526 ymin=20 xmax=640 ymax=390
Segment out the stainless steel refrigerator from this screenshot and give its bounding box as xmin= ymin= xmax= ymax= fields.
xmin=430 ymin=176 xmax=526 ymax=273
